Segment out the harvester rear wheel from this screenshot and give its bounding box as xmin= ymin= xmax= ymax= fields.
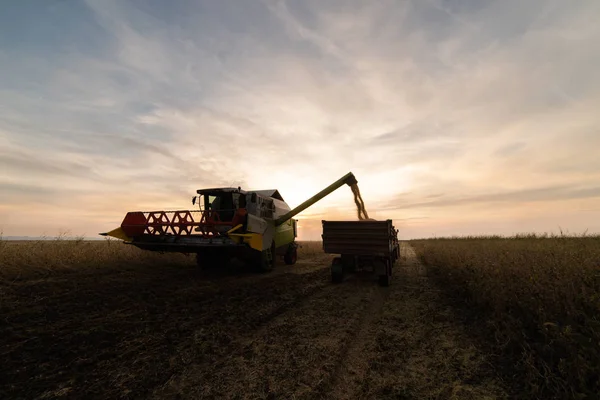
xmin=284 ymin=244 xmax=297 ymax=265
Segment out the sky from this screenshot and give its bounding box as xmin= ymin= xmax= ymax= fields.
xmin=1 ymin=0 xmax=599 ymax=240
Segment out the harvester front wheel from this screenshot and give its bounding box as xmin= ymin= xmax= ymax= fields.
xmin=196 ymin=252 xmax=229 ymax=269
xmin=196 ymin=252 xmax=212 ymax=269
xmin=255 ymin=241 xmax=276 ymax=273
xmin=284 ymin=244 xmax=298 ymax=265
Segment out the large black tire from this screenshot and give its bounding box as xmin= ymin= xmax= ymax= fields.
xmin=196 ymin=252 xmax=212 ymax=269
xmin=196 ymin=252 xmax=230 ymax=270
xmin=341 ymin=254 xmax=356 ymax=273
xmin=284 ymin=244 xmax=298 ymax=265
xmin=255 ymin=241 xmax=276 ymax=273
xmin=331 ymin=257 xmax=343 ymax=283
xmin=377 ymin=259 xmax=391 ymax=287
xmin=378 ymin=274 xmax=390 ymax=287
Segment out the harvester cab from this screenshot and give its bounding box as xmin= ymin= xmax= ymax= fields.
xmin=192 ymin=188 xmax=247 ymax=233
xmin=100 ymin=172 xmax=359 ymax=272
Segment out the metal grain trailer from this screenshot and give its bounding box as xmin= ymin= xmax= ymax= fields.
xmin=322 ymin=220 xmax=400 ymax=286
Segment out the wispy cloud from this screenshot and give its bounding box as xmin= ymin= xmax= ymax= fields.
xmin=1 ymin=0 xmax=599 ymax=238
xmin=380 ymin=184 xmax=600 ymax=211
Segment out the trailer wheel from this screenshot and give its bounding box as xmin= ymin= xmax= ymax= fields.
xmin=378 ymin=274 xmax=390 ymax=287
xmin=341 ymin=254 xmax=356 ymax=273
xmin=377 ymin=259 xmax=391 ymax=287
xmin=284 ymin=244 xmax=298 ymax=265
xmin=331 ymin=257 xmax=343 ymax=283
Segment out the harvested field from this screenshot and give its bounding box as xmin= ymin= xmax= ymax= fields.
xmin=1 ymin=239 xmax=510 ymax=399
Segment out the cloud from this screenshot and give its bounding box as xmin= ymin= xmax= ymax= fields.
xmin=0 ymin=149 xmax=97 ymax=179
xmin=0 ymin=0 xmax=599 ymax=238
xmin=379 ymin=184 xmax=600 ymax=211
xmin=493 ymin=142 xmax=526 ymax=157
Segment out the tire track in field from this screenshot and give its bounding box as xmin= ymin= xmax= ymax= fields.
xmin=319 ymin=281 xmax=391 ymax=399
xmin=150 ymin=244 xmax=509 ymax=399
xmin=239 ymin=282 xmax=341 ymax=348
xmin=151 ymin=261 xmax=339 ymax=399
xmin=195 ymin=254 xmax=331 ymax=288
xmin=357 ymin=243 xmax=510 ymax=399
xmin=153 ymin=271 xmax=372 ymax=399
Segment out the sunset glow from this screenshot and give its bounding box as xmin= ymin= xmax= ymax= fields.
xmin=1 ymin=0 xmax=599 ymax=240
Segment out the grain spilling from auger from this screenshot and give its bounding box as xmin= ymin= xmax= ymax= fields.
xmin=350 ymin=183 xmax=375 ymax=221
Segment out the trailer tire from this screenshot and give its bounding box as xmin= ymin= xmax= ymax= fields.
xmin=378 ymin=274 xmax=390 ymax=287
xmin=331 ymin=257 xmax=343 ymax=283
xmin=378 ymin=259 xmax=391 ymax=287
xmin=284 ymin=244 xmax=297 ymax=265
xmin=341 ymin=254 xmax=356 ymax=273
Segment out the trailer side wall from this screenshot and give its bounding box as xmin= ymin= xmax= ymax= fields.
xmin=321 ymin=220 xmax=396 ymax=257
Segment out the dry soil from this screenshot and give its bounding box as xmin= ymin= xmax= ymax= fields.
xmin=1 ymin=243 xmax=510 ymax=399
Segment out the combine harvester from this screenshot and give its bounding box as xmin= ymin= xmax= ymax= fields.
xmin=101 ymin=172 xmax=399 ymax=285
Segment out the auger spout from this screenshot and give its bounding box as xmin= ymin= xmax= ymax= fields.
xmin=274 ymin=172 xmax=358 ymax=226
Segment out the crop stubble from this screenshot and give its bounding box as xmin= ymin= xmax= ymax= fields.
xmin=1 ymin=241 xmax=508 ymax=399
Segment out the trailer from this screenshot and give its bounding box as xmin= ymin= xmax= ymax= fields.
xmin=322 ymin=220 xmax=400 ymax=286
